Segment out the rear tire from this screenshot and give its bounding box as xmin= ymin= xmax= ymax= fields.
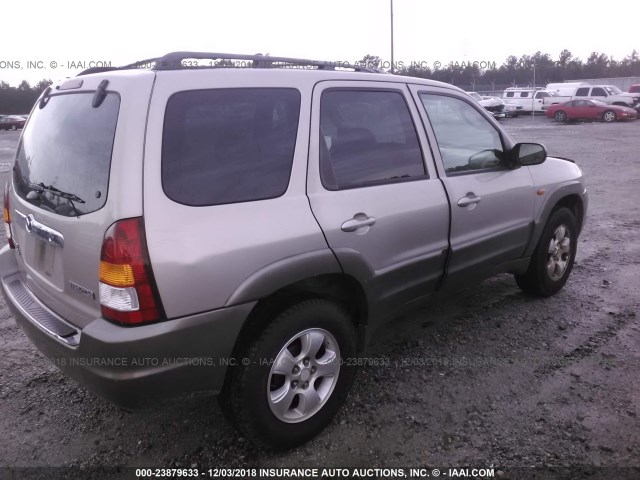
xmin=219 ymin=299 xmax=357 ymax=450
xmin=515 ymin=207 xmax=578 ymax=297
xmin=554 ymin=111 xmax=567 ymax=122
xmin=602 ymin=110 xmax=616 ymax=122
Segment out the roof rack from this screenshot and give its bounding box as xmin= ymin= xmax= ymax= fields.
xmin=78 ymin=51 xmax=388 ymax=76
xmin=504 ymin=86 xmax=545 ymax=91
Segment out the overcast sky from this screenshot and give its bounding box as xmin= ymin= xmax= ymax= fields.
xmin=2 ymin=0 xmax=638 ymax=86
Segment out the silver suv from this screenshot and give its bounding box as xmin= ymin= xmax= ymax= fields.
xmin=0 ymin=52 xmax=587 ymax=450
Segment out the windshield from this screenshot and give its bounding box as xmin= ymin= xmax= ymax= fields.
xmin=605 ymin=86 xmax=622 ymax=95
xmin=13 ymin=92 xmax=120 ymax=217
xmin=467 ymin=92 xmax=482 ymax=101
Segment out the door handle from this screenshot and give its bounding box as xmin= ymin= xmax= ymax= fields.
xmin=457 ymin=194 xmax=482 ymax=207
xmin=341 ymin=214 xmax=376 ymax=232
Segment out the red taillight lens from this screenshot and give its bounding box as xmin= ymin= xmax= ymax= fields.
xmin=99 ymin=218 xmax=164 ymax=325
xmin=3 ymin=183 xmax=15 ymax=249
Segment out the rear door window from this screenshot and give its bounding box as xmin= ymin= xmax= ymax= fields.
xmin=13 ymin=92 xmax=120 ymax=217
xmin=575 ymin=87 xmax=590 ymax=97
xmin=319 ymin=90 xmax=426 ymax=189
xmin=162 ymin=88 xmax=301 ymax=206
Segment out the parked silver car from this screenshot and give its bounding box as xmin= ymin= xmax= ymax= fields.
xmin=0 ymin=52 xmax=588 ymax=450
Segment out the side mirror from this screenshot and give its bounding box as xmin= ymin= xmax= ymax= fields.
xmin=513 ymin=142 xmax=546 ymax=166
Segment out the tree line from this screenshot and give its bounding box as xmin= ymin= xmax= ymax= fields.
xmin=367 ymin=49 xmax=640 ymax=89
xmin=0 ymin=80 xmax=53 ymax=115
xmin=2 ymin=50 xmax=640 ymax=113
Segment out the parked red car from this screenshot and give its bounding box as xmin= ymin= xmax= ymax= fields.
xmin=0 ymin=115 xmax=26 ymax=130
xmin=545 ymin=99 xmax=637 ymax=122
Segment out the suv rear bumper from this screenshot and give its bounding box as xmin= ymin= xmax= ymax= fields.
xmin=0 ymin=245 xmax=254 ymax=409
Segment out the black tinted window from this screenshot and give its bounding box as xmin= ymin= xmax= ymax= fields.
xmin=162 ymin=88 xmax=300 ymax=206
xmin=319 ymin=90 xmax=425 ymax=189
xmin=506 ymin=92 xmax=514 ymax=98
xmin=13 ymin=93 xmax=120 ymax=217
xmin=591 ymin=87 xmax=606 ymax=96
xmin=520 ymin=92 xmax=529 ymax=98
xmin=575 ymin=87 xmax=590 ymax=96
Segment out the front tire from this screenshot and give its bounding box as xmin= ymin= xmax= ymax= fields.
xmin=602 ymin=110 xmax=616 ymax=122
xmin=554 ymin=111 xmax=567 ymax=122
xmin=516 ymin=207 xmax=578 ymax=297
xmin=220 ymin=299 xmax=357 ymax=450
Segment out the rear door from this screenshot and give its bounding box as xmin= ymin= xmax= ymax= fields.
xmin=575 ymin=87 xmax=591 ymax=98
xmin=590 ymin=87 xmax=607 ymax=100
xmin=306 ymin=81 xmax=450 ymax=325
xmin=8 ymin=73 xmax=154 ymax=328
xmin=410 ymin=86 xmax=535 ymax=288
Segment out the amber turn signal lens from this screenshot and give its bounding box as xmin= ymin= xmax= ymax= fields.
xmin=99 ymin=261 xmax=135 ymax=287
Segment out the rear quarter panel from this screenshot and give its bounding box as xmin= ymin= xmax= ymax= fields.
xmin=143 ymin=71 xmax=335 ymax=319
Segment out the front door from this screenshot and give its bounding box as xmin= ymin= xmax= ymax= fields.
xmin=410 ymin=87 xmax=536 ymax=288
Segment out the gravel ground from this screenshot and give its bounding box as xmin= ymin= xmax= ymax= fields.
xmin=0 ymin=117 xmax=639 ymax=479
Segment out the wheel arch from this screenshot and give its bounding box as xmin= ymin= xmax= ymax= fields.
xmin=525 ymin=189 xmax=586 ymax=257
xmin=227 ymin=272 xmax=369 ymax=369
xmin=553 ymin=194 xmax=585 ymax=235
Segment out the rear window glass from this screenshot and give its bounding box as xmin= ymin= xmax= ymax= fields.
xmin=162 ymin=88 xmax=301 ymax=206
xmin=13 ymin=92 xmax=120 ymax=217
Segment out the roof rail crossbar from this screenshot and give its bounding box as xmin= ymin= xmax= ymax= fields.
xmin=153 ymin=51 xmax=386 ymax=73
xmin=77 ymin=57 xmax=161 ymax=76
xmin=76 ymin=52 xmax=389 ymax=77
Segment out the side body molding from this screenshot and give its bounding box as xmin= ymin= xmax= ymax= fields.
xmin=225 ymin=249 xmax=343 ymax=306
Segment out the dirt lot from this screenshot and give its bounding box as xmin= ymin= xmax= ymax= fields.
xmin=0 ymin=117 xmax=639 ymax=478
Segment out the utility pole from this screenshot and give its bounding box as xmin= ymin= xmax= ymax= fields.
xmin=532 ymin=62 xmax=536 ymax=122
xmin=390 ymin=0 xmax=395 ymax=73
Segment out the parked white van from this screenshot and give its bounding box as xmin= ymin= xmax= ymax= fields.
xmin=502 ymin=87 xmax=555 ymax=113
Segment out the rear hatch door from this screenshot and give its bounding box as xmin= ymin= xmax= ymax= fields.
xmin=8 ymin=71 xmax=155 ymax=328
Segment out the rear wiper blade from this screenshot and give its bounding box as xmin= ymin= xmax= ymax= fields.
xmin=29 ymin=183 xmax=85 ymax=204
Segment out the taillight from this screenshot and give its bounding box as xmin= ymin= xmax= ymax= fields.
xmin=99 ymin=218 xmax=164 ymax=325
xmin=3 ymin=183 xmax=15 ymax=249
